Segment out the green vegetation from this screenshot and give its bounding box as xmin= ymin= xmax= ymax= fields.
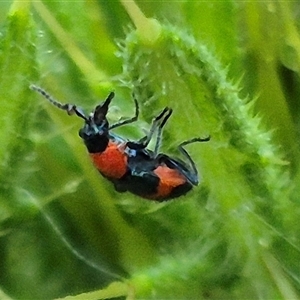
xmin=1 ymin=1 xmax=300 ymax=299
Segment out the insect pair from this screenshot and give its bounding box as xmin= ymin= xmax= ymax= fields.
xmin=30 ymin=85 xmax=210 ymax=201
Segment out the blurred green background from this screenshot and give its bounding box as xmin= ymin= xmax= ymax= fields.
xmin=1 ymin=1 xmax=300 ymax=299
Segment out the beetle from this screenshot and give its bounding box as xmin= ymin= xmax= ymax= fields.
xmin=30 ymin=85 xmax=209 ymax=201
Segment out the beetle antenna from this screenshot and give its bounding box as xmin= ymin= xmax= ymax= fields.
xmin=93 ymin=92 xmax=115 ymax=124
xmin=30 ymin=84 xmax=87 ymax=121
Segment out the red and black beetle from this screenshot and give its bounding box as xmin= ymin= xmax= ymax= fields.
xmin=31 ymin=85 xmax=209 ymax=201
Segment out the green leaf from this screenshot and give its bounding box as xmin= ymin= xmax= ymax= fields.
xmin=0 ymin=1 xmax=38 ymax=225
xmin=1 ymin=1 xmax=300 ymax=299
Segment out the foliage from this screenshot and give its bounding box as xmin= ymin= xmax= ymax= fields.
xmin=1 ymin=1 xmax=300 ymax=299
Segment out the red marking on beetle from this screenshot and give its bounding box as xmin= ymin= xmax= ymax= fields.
xmin=152 ymin=165 xmax=187 ymax=199
xmin=90 ymin=142 xmax=127 ymax=179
